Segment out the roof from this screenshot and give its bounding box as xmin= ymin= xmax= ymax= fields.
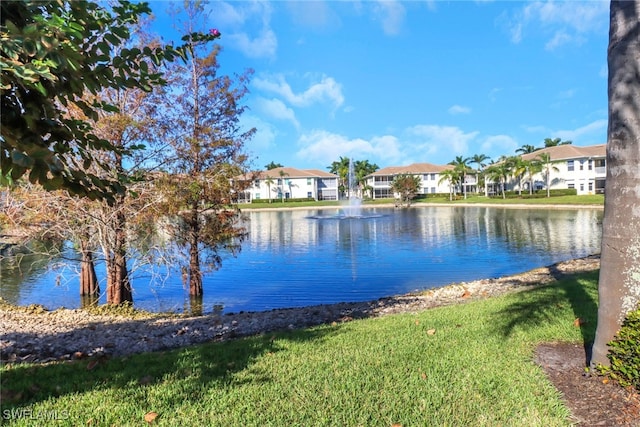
xmin=366 ymin=162 xmax=455 ymax=177
xmin=254 ymin=167 xmax=338 ymax=179
xmin=520 ymin=144 xmax=606 ymax=162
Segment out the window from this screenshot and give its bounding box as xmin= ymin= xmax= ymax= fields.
xmin=579 ymin=160 xmax=584 ymax=171
xmin=589 ymin=182 xmax=593 ymax=191
xmin=567 ymin=160 xmax=574 ymax=171
xmin=431 ymin=187 xmax=436 ymax=193
xmin=255 ymin=193 xmax=260 ymax=199
xmin=307 ymin=178 xmax=312 ymax=185
xmin=580 ymin=183 xmax=584 ymax=192
xmin=568 ymin=183 xmax=575 ymax=189
xmin=254 ymin=179 xmax=260 ymax=186
xmin=307 ymin=192 xmax=312 ymax=198
xmin=588 ymin=160 xmax=593 ymax=170
xmin=431 ymin=173 xmax=436 ymax=180
xmin=277 ymin=179 xmax=282 ymax=185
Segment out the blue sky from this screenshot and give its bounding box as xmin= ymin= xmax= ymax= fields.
xmin=151 ymin=1 xmax=609 ymax=171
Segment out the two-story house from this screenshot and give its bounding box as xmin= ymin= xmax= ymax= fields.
xmin=516 ymin=144 xmax=606 ymax=195
xmin=364 ymin=163 xmax=477 ymax=199
xmin=237 ymin=167 xmax=340 ymax=203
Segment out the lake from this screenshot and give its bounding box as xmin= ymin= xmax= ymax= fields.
xmin=0 ymin=206 xmax=603 ymax=314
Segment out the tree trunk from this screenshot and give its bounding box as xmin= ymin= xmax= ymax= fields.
xmin=79 ymin=239 xmax=99 ymax=296
xmin=188 ymin=205 xmax=203 ymax=296
xmin=106 ymin=206 xmax=132 ymax=305
xmin=592 ymin=0 xmax=640 ymax=367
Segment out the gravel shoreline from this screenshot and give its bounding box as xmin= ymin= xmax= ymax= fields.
xmin=0 ymin=255 xmax=600 ymax=364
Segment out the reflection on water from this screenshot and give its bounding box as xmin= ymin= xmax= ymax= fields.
xmin=0 ymin=206 xmax=603 ymax=314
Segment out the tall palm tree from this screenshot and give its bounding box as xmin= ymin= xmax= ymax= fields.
xmin=524 ymin=158 xmax=543 ymax=195
xmin=328 ymin=156 xmax=351 ymax=198
xmin=515 ymin=144 xmax=537 ymax=154
xmin=264 ymin=176 xmax=275 ymax=203
xmin=509 ymin=156 xmax=527 ymax=196
xmin=484 ymin=157 xmax=512 ymax=199
xmin=448 ymin=156 xmax=472 ymax=199
xmin=592 ymin=0 xmax=640 ymax=368
xmin=536 ymin=152 xmax=560 ymax=197
xmin=278 ymin=169 xmax=288 ymax=202
xmin=470 ymin=153 xmax=490 ymax=195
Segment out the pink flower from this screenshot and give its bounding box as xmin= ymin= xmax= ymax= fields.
xmin=209 ymin=29 xmax=221 ymax=37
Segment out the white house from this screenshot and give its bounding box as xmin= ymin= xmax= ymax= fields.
xmin=237 ymin=167 xmax=339 ymax=203
xmin=514 ymin=144 xmax=606 ymax=195
xmin=364 ymin=163 xmax=477 ymax=199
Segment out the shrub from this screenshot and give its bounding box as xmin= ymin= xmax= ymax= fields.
xmin=598 ymin=304 xmax=640 ymax=391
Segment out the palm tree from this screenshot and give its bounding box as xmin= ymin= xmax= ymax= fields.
xmin=536 ymin=152 xmax=560 ymax=197
xmin=543 ymin=137 xmax=572 ymax=147
xmin=265 ymin=161 xmax=283 ymax=170
xmin=524 ymin=158 xmax=543 ymax=195
xmin=353 ymin=159 xmax=379 ymax=198
xmin=328 ymin=156 xmax=351 ymax=199
xmin=592 ymin=0 xmax=640 ymax=368
xmin=515 ymin=144 xmax=537 ymax=154
xmin=469 ymin=153 xmax=490 ymax=195
xmin=509 ymin=156 xmax=527 ymax=196
xmin=484 ymin=158 xmax=512 ymax=199
xmin=448 ymin=156 xmax=472 ymax=199
xmin=264 ymin=176 xmax=275 ymax=203
xmin=278 ymin=169 xmax=288 ymax=202
xmin=438 ymin=169 xmax=459 ymax=201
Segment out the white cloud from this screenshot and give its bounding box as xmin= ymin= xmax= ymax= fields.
xmin=555 ymin=119 xmax=608 ymax=143
xmin=502 ymin=0 xmax=608 ymax=49
xmin=241 ymin=115 xmax=277 ymax=154
xmin=255 ymin=97 xmax=300 ymax=129
xmin=372 ymin=0 xmax=406 ymax=36
xmin=296 ymin=130 xmax=393 ymax=166
xmin=253 ymin=74 xmax=345 ymax=109
xmin=448 ymin=105 xmax=471 ymax=115
xmin=210 ymin=1 xmax=277 ymax=59
xmin=406 ymin=125 xmax=479 ymax=157
xmin=480 ymin=135 xmax=519 ymax=157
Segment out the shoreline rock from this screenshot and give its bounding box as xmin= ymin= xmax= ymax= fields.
xmin=0 ymin=255 xmax=600 ymax=364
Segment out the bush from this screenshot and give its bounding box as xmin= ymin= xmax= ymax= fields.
xmin=598 ymin=304 xmax=640 ymax=391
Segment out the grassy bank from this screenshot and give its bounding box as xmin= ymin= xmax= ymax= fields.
xmin=0 ymin=270 xmax=599 ymax=426
xmin=237 ymin=194 xmax=604 ymax=210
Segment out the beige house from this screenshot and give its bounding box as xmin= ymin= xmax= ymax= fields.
xmin=364 ymin=163 xmax=477 ymax=199
xmin=237 ymin=167 xmax=339 ymax=203
xmin=513 ymin=144 xmax=606 ymax=195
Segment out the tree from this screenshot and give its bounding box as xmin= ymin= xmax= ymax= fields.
xmin=524 ymin=158 xmax=543 ymax=195
xmin=469 ymin=153 xmax=490 ymax=195
xmin=438 ymin=169 xmax=458 ymax=201
xmin=592 ymin=0 xmax=640 ymax=368
xmin=390 ymin=173 xmax=420 ymax=207
xmin=264 ymin=176 xmax=275 ymax=203
xmin=353 ymin=159 xmax=379 ymax=198
xmin=543 ymin=137 xmax=572 ymax=147
xmin=448 ymin=156 xmax=472 ymax=199
xmin=264 ymin=161 xmax=283 ymax=170
xmin=1 ymin=0 xmax=191 ymax=202
xmin=484 ymin=158 xmax=512 ymax=199
xmin=278 ymin=169 xmax=288 ymax=202
xmin=328 ymin=156 xmax=351 ymax=198
xmin=510 ymin=156 xmax=527 ymax=196
xmin=536 ymin=152 xmax=560 ymax=197
xmin=158 ymin=0 xmax=254 ymax=297
xmin=516 ymin=144 xmax=538 ymax=154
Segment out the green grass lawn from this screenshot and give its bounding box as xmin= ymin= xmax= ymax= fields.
xmin=238 ymin=194 xmax=604 ymax=210
xmin=0 ymin=271 xmax=600 ymax=426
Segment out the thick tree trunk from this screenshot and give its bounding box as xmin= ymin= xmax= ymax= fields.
xmin=79 ymin=239 xmax=99 ymax=296
xmin=106 ymin=207 xmax=132 ymax=305
xmin=592 ymin=0 xmax=640 ymax=367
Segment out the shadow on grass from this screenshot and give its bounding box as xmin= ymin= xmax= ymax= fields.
xmin=0 ymin=324 xmax=339 ymax=413
xmin=496 ymin=269 xmax=599 ymax=366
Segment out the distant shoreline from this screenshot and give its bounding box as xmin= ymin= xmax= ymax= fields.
xmin=241 ymin=202 xmax=605 ymax=212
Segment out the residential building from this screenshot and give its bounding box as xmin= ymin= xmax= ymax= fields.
xmin=236 ymin=167 xmax=339 ymax=203
xmin=513 ymin=144 xmax=606 ymax=195
xmin=364 ymin=163 xmax=477 ymax=199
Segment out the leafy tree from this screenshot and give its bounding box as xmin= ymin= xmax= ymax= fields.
xmin=157 ymin=0 xmax=254 ymax=297
xmin=264 ymin=161 xmax=283 ymax=170
xmin=390 ymin=173 xmax=420 ymax=207
xmin=516 ymin=144 xmax=538 ymax=154
xmin=1 ymin=0 xmax=192 ymax=202
xmin=592 ymin=0 xmax=640 ymax=368
xmin=535 ymin=152 xmax=560 ymax=197
xmin=543 ymin=137 xmax=572 ymax=147
xmin=448 ymin=156 xmax=472 ymax=199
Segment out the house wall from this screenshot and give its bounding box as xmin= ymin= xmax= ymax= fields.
xmin=247 ymin=176 xmax=339 ymax=201
xmin=366 ymin=173 xmax=476 ymax=199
